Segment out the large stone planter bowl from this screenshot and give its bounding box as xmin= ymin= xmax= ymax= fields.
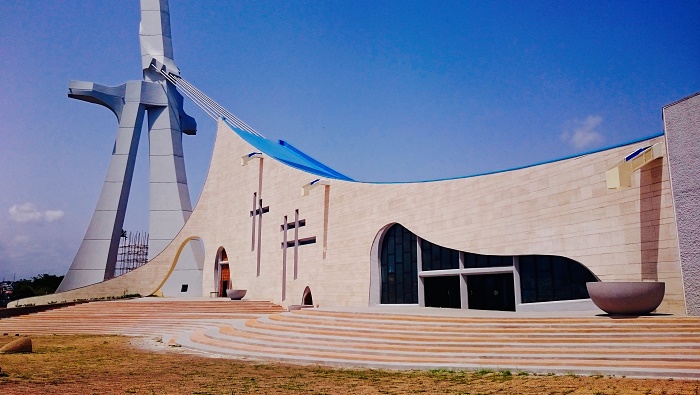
xmin=226 ymin=289 xmax=247 ymax=300
xmin=586 ymin=282 xmax=665 ymax=315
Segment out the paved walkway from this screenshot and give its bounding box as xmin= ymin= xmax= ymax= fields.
xmin=1 ymin=299 xmax=699 ymax=379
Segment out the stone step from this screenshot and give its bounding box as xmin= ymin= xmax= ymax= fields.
xmin=243 ymin=317 xmax=700 ymax=343
xmin=181 ymin=328 xmax=700 ymax=378
xmin=225 ymin=320 xmax=700 ymax=348
xmin=194 ymin=328 xmax=700 ymax=363
xmin=173 ymin=311 xmax=700 ymax=378
xmin=207 ymin=322 xmax=700 ymax=355
xmin=0 ymin=299 xmax=283 ymax=336
xmin=4 ymin=299 xmax=700 ymax=378
xmin=293 ymin=309 xmax=700 ymax=324
xmin=266 ymin=313 xmax=700 ymax=333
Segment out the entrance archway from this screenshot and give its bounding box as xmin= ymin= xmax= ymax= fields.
xmin=302 ymin=286 xmax=313 ymax=305
xmin=215 ymin=247 xmax=230 ymax=297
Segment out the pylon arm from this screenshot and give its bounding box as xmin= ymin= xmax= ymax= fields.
xmin=68 ymin=81 xmax=127 ymax=121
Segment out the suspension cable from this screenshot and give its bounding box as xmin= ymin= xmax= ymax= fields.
xmin=152 ymin=65 xmax=264 ymax=137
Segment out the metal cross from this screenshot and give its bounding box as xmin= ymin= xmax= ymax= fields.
xmin=280 ymin=210 xmax=316 ymax=301
xmin=250 ymin=193 xmax=269 ymax=276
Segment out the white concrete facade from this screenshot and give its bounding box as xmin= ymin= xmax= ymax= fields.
xmin=14 ymin=0 xmax=698 ymax=315
xmin=16 ymin=93 xmax=700 ymax=315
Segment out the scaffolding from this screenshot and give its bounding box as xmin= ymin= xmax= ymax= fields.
xmin=115 ymin=231 xmax=149 ymax=277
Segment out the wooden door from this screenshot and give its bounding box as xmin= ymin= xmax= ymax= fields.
xmin=219 ymin=264 xmax=230 ymax=297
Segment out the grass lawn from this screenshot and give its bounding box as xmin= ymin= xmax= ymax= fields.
xmin=0 ymin=335 xmax=698 ymax=394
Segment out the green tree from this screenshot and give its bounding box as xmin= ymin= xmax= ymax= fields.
xmin=9 ymin=274 xmax=64 ymax=301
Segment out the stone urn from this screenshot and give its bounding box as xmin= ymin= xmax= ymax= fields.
xmin=226 ymin=289 xmax=247 ymax=300
xmin=586 ymin=282 xmax=665 ymax=315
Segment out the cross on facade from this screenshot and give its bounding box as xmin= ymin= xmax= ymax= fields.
xmin=280 ymin=210 xmax=316 ymax=301
xmin=250 ymin=192 xmax=269 ymax=276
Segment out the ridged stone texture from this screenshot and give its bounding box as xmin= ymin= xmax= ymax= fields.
xmin=663 ymin=93 xmax=700 ymax=315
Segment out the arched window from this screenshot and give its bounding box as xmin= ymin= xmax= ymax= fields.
xmin=518 ymin=255 xmax=597 ymax=303
xmin=421 ymin=239 xmax=459 ymax=271
xmin=380 ymin=224 xmax=418 ymax=304
xmin=375 ymin=223 xmax=599 ymax=309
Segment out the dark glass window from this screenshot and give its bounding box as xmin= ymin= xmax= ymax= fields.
xmin=536 ymin=256 xmax=553 ymax=301
xmin=519 ymin=255 xmax=597 ymax=303
xmin=378 ymin=224 xmax=596 ymax=306
xmin=380 ymin=224 xmax=418 ymax=304
xmin=421 ymin=239 xmax=459 ymax=271
xmin=552 ymin=256 xmax=571 ymax=300
xmin=519 ymin=256 xmax=536 ymax=303
xmin=464 ymin=252 xmax=513 ymax=268
xmin=424 ymin=276 xmax=461 ymax=308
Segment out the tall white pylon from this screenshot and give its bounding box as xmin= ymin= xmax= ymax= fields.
xmin=57 ymin=0 xmax=198 ymax=292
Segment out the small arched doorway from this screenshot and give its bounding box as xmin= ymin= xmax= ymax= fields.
xmin=302 ymin=286 xmax=313 ymax=306
xmin=215 ymin=248 xmax=230 ymax=297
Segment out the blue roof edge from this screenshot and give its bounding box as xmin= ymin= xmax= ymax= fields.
xmin=221 ymin=118 xmax=663 ymax=185
xmin=278 ymin=140 xmax=354 ymax=181
xmin=222 ymin=119 xmax=354 ymax=181
xmin=364 ymin=131 xmax=666 ymax=184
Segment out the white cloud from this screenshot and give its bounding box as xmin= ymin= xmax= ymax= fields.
xmin=9 ymin=203 xmax=42 ymax=223
xmin=44 ymin=210 xmax=65 ymax=222
xmin=8 ymin=203 xmax=65 ymax=224
xmin=561 ymin=115 xmax=605 ymax=150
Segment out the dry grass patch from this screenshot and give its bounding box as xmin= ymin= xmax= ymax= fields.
xmin=0 ymin=335 xmax=698 ymax=394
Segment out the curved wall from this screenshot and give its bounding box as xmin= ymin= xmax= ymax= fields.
xmin=190 ymin=121 xmax=681 ymax=313
xmin=14 ymin=120 xmax=684 ymax=314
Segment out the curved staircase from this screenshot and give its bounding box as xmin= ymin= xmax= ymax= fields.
xmin=2 ymin=300 xmax=700 ymax=378
xmin=177 ymin=309 xmax=700 ymax=378
xmin=0 ymin=298 xmax=284 ymax=337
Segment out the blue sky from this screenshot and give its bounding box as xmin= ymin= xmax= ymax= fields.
xmin=0 ymin=0 xmax=698 ymax=281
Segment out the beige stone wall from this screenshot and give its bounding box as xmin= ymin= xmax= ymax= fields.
xmin=13 ymin=121 xmax=683 ymax=314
